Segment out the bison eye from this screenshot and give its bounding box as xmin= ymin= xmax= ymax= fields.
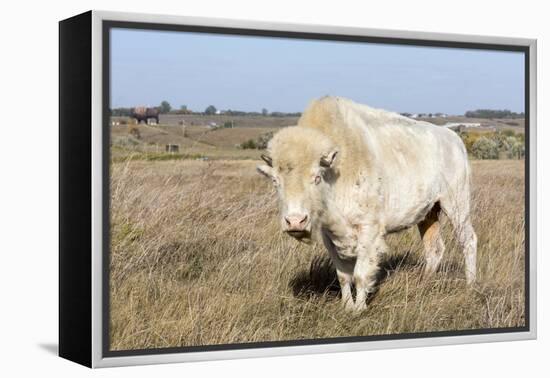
xmin=314 ymin=175 xmax=321 ymax=185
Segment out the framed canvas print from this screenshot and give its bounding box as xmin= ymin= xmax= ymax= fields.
xmin=59 ymin=10 xmax=537 ymax=368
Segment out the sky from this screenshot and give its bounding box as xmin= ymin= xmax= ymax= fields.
xmin=110 ymin=28 xmax=525 ymax=115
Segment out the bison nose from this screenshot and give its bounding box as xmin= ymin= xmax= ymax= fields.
xmin=284 ymin=214 xmax=309 ymax=231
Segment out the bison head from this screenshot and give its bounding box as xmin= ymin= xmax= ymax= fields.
xmin=257 ymin=127 xmax=338 ymax=243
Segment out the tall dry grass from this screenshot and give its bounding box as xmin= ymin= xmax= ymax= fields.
xmin=109 ymin=158 xmax=525 ymax=351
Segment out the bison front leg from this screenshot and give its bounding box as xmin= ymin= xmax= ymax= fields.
xmin=322 ymin=229 xmax=355 ymax=310
xmin=336 ymin=270 xmax=354 ymax=311
xmin=352 ymin=233 xmax=386 ymax=312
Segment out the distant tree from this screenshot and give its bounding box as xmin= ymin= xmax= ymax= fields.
xmin=160 ymin=101 xmax=172 ymax=113
xmin=111 ymin=107 xmax=133 ymax=117
xmin=205 ymin=105 xmax=217 ymax=115
xmin=128 ymin=124 xmax=141 ymax=140
xmin=472 ymin=137 xmax=499 ymax=159
xmin=270 ymin=111 xmax=302 ymax=117
xmin=180 ymin=105 xmax=188 ymax=111
xmin=262 ymin=108 xmax=269 ymax=116
xmin=501 ymin=129 xmax=516 ymax=137
xmin=465 ymin=109 xmax=523 ymax=119
xmin=457 ymin=131 xmax=480 ymax=154
xmin=240 ymin=139 xmax=257 ymax=149
xmin=510 ymin=139 xmax=525 ymax=160
xmin=256 ymin=132 xmax=274 ymax=149
xmin=491 ymin=132 xmax=507 ymax=150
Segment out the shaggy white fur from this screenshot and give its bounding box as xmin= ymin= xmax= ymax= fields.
xmin=258 ymin=96 xmax=477 ymax=312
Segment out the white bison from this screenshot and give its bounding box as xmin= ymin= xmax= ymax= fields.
xmin=257 ymin=96 xmax=477 ymax=312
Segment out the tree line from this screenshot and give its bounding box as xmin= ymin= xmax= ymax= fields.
xmin=464 ymin=109 xmax=524 ymax=119
xmin=110 ymin=101 xmax=301 ymax=117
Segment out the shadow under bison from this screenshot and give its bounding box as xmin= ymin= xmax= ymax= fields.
xmin=289 ymin=251 xmax=428 ymax=303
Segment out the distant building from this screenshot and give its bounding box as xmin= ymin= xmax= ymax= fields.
xmin=443 ymin=122 xmax=481 ymax=131
xmin=407 ymin=113 xmax=448 ymax=119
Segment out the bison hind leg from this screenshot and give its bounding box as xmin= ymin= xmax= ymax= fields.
xmin=418 ymin=202 xmax=445 ymax=276
xmin=439 ymin=196 xmax=478 ymax=284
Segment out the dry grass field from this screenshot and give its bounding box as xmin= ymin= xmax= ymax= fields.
xmin=109 ymin=155 xmax=525 ymax=351
xmin=158 ymin=113 xmax=299 ymax=128
xmin=109 ymin=115 xmax=524 ymax=163
xmin=110 ymin=123 xmax=278 ymax=161
xmin=418 ymin=116 xmax=525 ymax=132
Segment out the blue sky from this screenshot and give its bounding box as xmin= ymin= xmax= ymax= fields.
xmin=110 ymin=28 xmax=525 ymax=115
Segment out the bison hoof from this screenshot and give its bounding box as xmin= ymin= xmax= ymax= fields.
xmin=353 ymin=303 xmax=367 ymax=313
xmin=342 ymin=301 xmax=367 ymax=313
xmin=343 ymin=301 xmax=355 ymax=312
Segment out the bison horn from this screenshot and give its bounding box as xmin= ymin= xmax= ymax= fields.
xmin=320 ymin=150 xmax=338 ymax=168
xmin=261 ymin=154 xmax=273 ymax=167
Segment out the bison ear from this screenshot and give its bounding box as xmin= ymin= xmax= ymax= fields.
xmin=260 ymin=154 xmax=273 ymax=167
xmin=257 ymin=164 xmax=273 ymax=179
xmin=320 ymin=149 xmax=338 ymax=168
